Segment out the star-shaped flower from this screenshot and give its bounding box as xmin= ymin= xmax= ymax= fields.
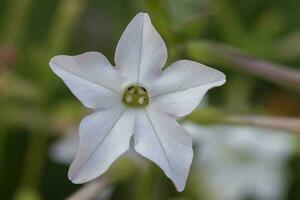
xmin=49 ymin=12 xmax=225 ymax=191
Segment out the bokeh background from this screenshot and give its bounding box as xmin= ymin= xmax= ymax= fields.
xmin=1 ymin=0 xmax=300 ymax=199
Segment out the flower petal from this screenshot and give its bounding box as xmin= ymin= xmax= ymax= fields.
xmin=50 ymin=52 xmax=123 ymax=109
xmin=133 ymin=107 xmax=193 ymax=191
xmin=68 ymin=106 xmax=135 ymax=183
xmin=150 ymin=60 xmax=226 ymax=117
xmin=115 ymin=12 xmax=167 ymax=84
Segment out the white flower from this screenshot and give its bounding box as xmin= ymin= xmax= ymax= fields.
xmin=185 ymin=123 xmax=295 ymax=199
xmin=49 ymin=128 xmax=79 ymax=165
xmin=49 ymin=12 xmax=225 ymax=191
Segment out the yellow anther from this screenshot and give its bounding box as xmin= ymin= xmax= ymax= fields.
xmin=125 ymin=94 xmax=133 ymax=103
xmin=128 ymin=87 xmax=136 ymax=94
xmin=138 ymin=88 xmax=145 ymax=94
xmin=138 ymin=97 xmax=146 ymax=104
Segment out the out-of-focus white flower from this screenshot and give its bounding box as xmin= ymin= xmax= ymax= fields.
xmin=50 ymin=128 xmax=79 ymax=165
xmin=185 ymin=123 xmax=295 ymax=200
xmin=49 ymin=12 xmax=226 ymax=191
xmin=49 ymin=128 xmax=144 ymax=166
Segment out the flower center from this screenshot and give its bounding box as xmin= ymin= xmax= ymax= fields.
xmin=122 ymin=85 xmax=149 ymax=108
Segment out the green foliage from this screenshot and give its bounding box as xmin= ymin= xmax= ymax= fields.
xmin=0 ymin=0 xmax=300 ymax=199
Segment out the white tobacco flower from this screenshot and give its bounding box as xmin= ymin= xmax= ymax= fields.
xmin=184 ymin=123 xmax=295 ymax=199
xmin=49 ymin=12 xmax=225 ymax=191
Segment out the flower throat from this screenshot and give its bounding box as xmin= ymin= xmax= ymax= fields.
xmin=122 ymin=85 xmax=149 ymax=108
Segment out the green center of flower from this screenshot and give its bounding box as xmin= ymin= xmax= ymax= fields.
xmin=122 ymin=85 xmax=149 ymax=108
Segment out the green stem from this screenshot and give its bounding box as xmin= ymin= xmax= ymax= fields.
xmin=47 ymin=0 xmax=87 ymax=54
xmin=0 ymin=127 xmax=8 ymax=184
xmin=0 ymin=0 xmax=32 ymax=45
xmin=134 ymin=165 xmax=156 ymax=200
xmin=21 ymin=132 xmax=47 ymax=187
xmin=34 ymin=0 xmax=87 ymax=87
xmin=13 ymin=130 xmax=48 ymax=200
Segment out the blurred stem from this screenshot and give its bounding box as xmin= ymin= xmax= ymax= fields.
xmin=48 ymin=0 xmax=87 ymax=54
xmin=227 ymin=115 xmax=300 ymax=133
xmin=185 ymin=41 xmax=300 ymax=92
xmin=134 ymin=165 xmax=156 ymax=200
xmin=186 ymin=107 xmax=300 ymax=133
xmin=33 ymin=0 xmax=87 ymax=90
xmin=0 ymin=0 xmax=32 ymax=45
xmin=182 ymin=167 xmax=207 ymax=200
xmin=14 ymin=130 xmax=48 ymax=200
xmin=21 ymin=131 xmax=47 ymax=187
xmin=15 ymin=2 xmax=88 ymax=194
xmin=0 ymin=128 xmax=7 ymax=183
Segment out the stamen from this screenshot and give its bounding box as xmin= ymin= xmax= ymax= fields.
xmin=128 ymin=87 xmax=136 ymax=94
xmin=138 ymin=97 xmax=146 ymax=104
xmin=128 ymin=86 xmax=133 ymax=90
xmin=125 ymin=94 xmax=133 ymax=103
xmin=141 ymin=87 xmax=147 ymax=92
xmin=138 ymin=88 xmax=145 ymax=94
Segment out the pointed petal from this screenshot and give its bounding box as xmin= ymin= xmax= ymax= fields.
xmin=133 ymin=107 xmax=193 ymax=191
xmin=115 ymin=13 xmax=167 ymax=84
xmin=50 ymin=52 xmax=123 ymax=109
xmin=150 ymin=60 xmax=226 ymax=117
xmin=68 ymin=106 xmax=135 ymax=183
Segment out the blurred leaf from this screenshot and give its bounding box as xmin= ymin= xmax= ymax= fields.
xmin=146 ymin=0 xmax=175 ymax=45
xmin=0 ymin=72 xmax=41 ymax=103
xmin=277 ymin=30 xmax=300 ymax=61
xmin=174 ymin=13 xmax=211 ymax=42
xmin=209 ymin=0 xmax=246 ymax=44
xmin=253 ymin=8 xmax=283 ymax=40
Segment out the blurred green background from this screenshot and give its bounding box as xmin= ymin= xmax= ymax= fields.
xmin=1 ymin=0 xmax=300 ymax=199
